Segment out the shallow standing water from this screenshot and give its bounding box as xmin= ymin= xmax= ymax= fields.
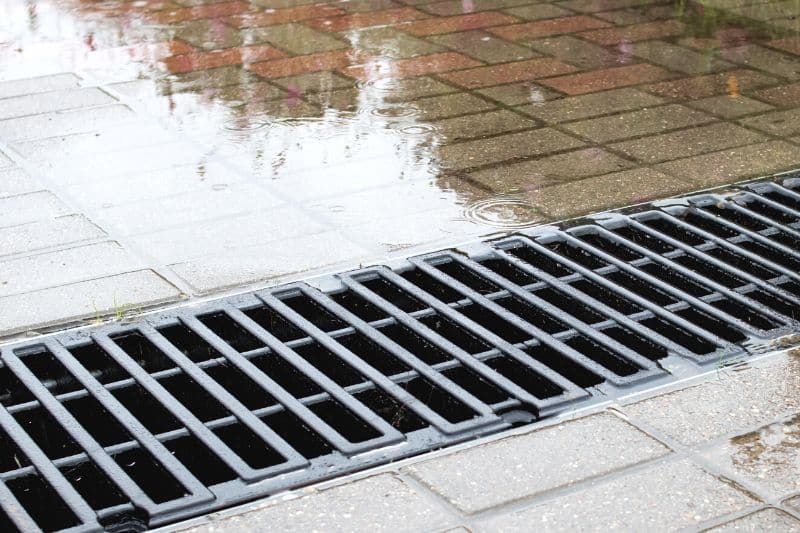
xmin=0 ymin=0 xmax=799 ymax=327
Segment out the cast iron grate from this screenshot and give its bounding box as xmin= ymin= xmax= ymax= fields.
xmin=2 ymin=174 xmax=800 ymax=532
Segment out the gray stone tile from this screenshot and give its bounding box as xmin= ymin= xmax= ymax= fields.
xmin=0 ymin=270 xmax=182 ymax=337
xmin=722 ymin=45 xmax=800 ymax=80
xmin=502 ymin=3 xmax=572 ymax=20
xmin=609 ymin=122 xmax=768 ymax=163
xmin=129 ymin=207 xmax=326 ymax=263
xmin=12 ymin=124 xmax=178 ymax=160
xmin=253 ymin=24 xmax=347 ymax=55
xmin=0 ymin=215 xmax=105 ymax=257
xmin=533 ymin=168 xmax=691 ymax=219
xmin=0 ymin=241 xmax=142 ymax=298
xmin=476 ymin=82 xmax=560 ymax=106
xmin=561 ymin=104 xmax=715 ymax=143
xmin=739 ymin=108 xmax=800 ymax=137
xmin=0 ymin=191 xmax=69 ymax=227
xmin=182 ymin=474 xmax=453 ymax=533
xmin=439 ymin=128 xmax=584 ymax=170
xmin=686 ymin=95 xmax=774 ymax=119
xmin=623 ymin=352 xmax=800 ymax=446
xmin=526 ymin=35 xmax=618 ymax=69
xmin=354 ymin=27 xmax=443 ymax=59
xmin=430 ymin=31 xmax=536 ymax=64
xmin=0 ymin=105 xmax=137 ymax=142
xmin=271 ymin=71 xmax=353 ymax=95
xmin=479 ymin=459 xmax=757 ymax=532
xmin=93 ymin=183 xmax=283 ymax=235
xmin=0 ymin=88 xmax=116 ymax=120
xmin=0 ymin=73 xmax=81 ymax=99
xmin=413 ymin=93 xmax=495 ymax=121
xmin=655 ymin=141 xmax=800 ymax=186
xmin=468 ymin=147 xmax=633 ymax=192
xmin=406 ymin=413 xmax=669 ymax=513
xmin=518 ymin=88 xmax=666 ymax=123
xmin=433 ymin=110 xmax=537 ymax=142
xmin=703 ymin=413 xmax=800 ymax=499
xmin=708 ymin=508 xmax=800 ymax=532
xmin=632 ymin=40 xmax=733 ymax=74
xmin=0 ymin=168 xmax=41 ymax=199
xmin=170 ymin=231 xmax=369 ymax=294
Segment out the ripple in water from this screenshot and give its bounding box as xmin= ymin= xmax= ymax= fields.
xmin=397 ymin=124 xmax=437 ymax=136
xmin=463 ymin=196 xmax=540 ymax=229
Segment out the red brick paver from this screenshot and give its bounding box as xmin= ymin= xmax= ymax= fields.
xmin=247 ymin=49 xmax=352 ymax=79
xmin=752 ymin=82 xmax=800 ymax=107
xmin=403 ymin=12 xmax=519 ymax=36
xmin=488 ymin=15 xmax=610 ymax=41
xmin=163 ymin=44 xmax=285 ymax=74
xmin=307 ymin=7 xmax=429 ymax=32
xmin=579 ymin=19 xmax=685 ymax=45
xmin=539 ymin=63 xmax=673 ymax=95
xmin=342 ymin=52 xmax=481 ymax=81
xmin=226 ymin=5 xmax=346 ymax=29
xmin=439 ymin=58 xmax=578 ymax=89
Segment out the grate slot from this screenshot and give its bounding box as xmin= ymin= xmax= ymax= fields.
xmin=292 ymin=342 xmax=367 ymax=388
xmin=703 ymin=247 xmax=778 ymax=281
xmin=330 ymin=290 xmax=390 ymax=322
xmin=433 ymin=260 xmax=501 ymax=295
xmin=680 ymin=209 xmax=740 ymax=238
xmin=280 ymin=293 xmax=348 ymax=332
xmin=334 ymin=332 xmax=412 ymax=375
xmin=418 ymin=314 xmax=491 ymax=354
xmin=708 ymin=298 xmax=780 ymax=330
xmin=212 ymin=423 xmax=285 ymax=469
xmin=520 ymin=345 xmax=602 ymax=388
xmin=531 ymin=286 xmax=604 ymax=324
xmin=703 ymin=204 xmax=769 ymax=231
xmin=737 ymin=240 xmax=800 ymax=271
xmin=672 ymin=253 xmax=747 ymax=288
xmin=6 ymin=474 xmax=81 ymax=531
xmin=259 ymin=410 xmax=334 ymax=458
xmin=506 ymin=243 xmax=573 ymax=277
xmin=158 ymin=322 xmax=225 ymax=362
xmin=543 ymin=240 xmax=608 ymax=269
xmin=353 ymin=389 xmax=428 ymax=432
xmin=60 ymin=460 xmax=128 ymax=510
xmin=611 ymin=225 xmax=677 ymax=253
xmin=308 ymin=400 xmax=382 ymax=443
xmin=476 ymin=257 xmax=539 ymax=286
xmin=111 ymin=384 xmax=183 ymax=434
xmin=605 ymin=270 xmax=677 ymax=305
xmin=397 ymin=377 xmax=477 ymax=424
xmin=579 ymin=232 xmax=645 ymax=261
xmin=112 ymin=449 xmax=187 ymax=504
xmin=361 ymin=276 xmax=426 ymax=312
xmin=164 ymin=436 xmax=237 ymax=486
xmin=242 ymin=304 xmax=305 ymax=342
xmin=204 ymin=363 xmax=278 ymax=410
xmin=738 ymin=197 xmax=799 ymax=225
xmin=400 ymin=267 xmax=465 ymax=303
xmin=758 ymin=188 xmax=800 ymax=211
xmin=197 ymin=312 xmax=265 ymax=352
xmin=377 ymin=323 xmax=452 ymax=365
xmin=598 ymin=326 xmax=667 ymax=361
xmin=673 ymin=308 xmax=746 ymax=342
xmin=457 ymin=303 xmax=531 ymax=344
xmin=441 ymin=366 xmax=509 ymax=405
xmin=494 ymin=296 xmax=569 ymax=334
xmin=565 ymin=336 xmax=640 ymax=376
xmin=639 ymin=261 xmax=713 ymax=296
xmin=568 ymin=279 xmax=643 ymax=315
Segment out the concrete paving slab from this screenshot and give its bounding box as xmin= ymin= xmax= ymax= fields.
xmin=708 ymin=508 xmax=800 ymax=531
xmin=0 ymin=168 xmax=41 ymax=199
xmin=0 ymin=269 xmax=183 ymax=336
xmin=0 ymin=215 xmax=105 ymax=257
xmin=405 ymin=413 xmax=670 ymax=513
xmin=0 ymin=73 xmax=81 ymax=99
xmin=0 ymin=241 xmax=144 ymax=298
xmin=623 ymin=353 xmax=800 ymax=446
xmin=0 ymin=104 xmax=137 ymax=142
xmin=702 ymin=414 xmax=800 ymax=499
xmin=479 ymin=459 xmax=757 ymax=532
xmin=0 ymin=87 xmax=117 ymax=120
xmin=0 ymin=190 xmax=70 ymax=227
xmin=180 ymin=474 xmax=454 ymax=533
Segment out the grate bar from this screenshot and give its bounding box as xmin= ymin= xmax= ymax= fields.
xmin=487 ymin=246 xmax=695 ymax=358
xmin=629 ymin=212 xmax=800 ymax=310
xmin=496 ymin=235 xmax=731 ymax=354
xmin=0 ymin=348 xmax=155 ymax=510
xmin=338 ymin=273 xmax=573 ymax=412
xmin=92 ymin=334 xmax=263 ymax=481
xmin=44 ymin=340 xmax=214 ymax=517
xmin=0 ymin=404 xmax=99 ymax=532
xmin=587 ymin=224 xmax=794 ymax=329
xmin=298 ymin=285 xmax=504 ymax=434
xmin=180 ymin=311 xmax=375 ymax=455
xmin=366 ymin=268 xmax=590 ymax=404
xmin=224 ymin=305 xmax=406 ymax=448
xmin=438 ymin=253 xmax=664 ymax=370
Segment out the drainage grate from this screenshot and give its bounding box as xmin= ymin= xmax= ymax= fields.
xmin=2 ymin=175 xmax=800 ymax=532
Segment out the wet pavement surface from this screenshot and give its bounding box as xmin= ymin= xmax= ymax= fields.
xmin=1 ymin=0 xmax=800 ymax=334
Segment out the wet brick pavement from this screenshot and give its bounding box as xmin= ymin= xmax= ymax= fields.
xmin=0 ymin=3 xmax=799 ymax=335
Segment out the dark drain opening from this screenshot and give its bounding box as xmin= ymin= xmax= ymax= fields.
xmin=2 ymin=175 xmax=798 ymax=532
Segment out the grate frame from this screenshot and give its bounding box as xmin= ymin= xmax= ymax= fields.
xmin=0 ymin=174 xmax=799 ymax=532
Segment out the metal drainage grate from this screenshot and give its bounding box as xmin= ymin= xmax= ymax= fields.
xmin=2 ymin=175 xmax=800 ymax=532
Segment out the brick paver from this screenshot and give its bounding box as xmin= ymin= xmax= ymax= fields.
xmin=539 ymin=63 xmax=673 ymax=95
xmin=403 ymin=12 xmax=519 ymax=36
xmin=438 ymin=57 xmax=577 ymax=88
xmin=488 ymin=15 xmax=610 ymax=40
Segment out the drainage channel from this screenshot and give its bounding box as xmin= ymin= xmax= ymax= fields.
xmin=2 ymin=174 xmax=800 ymax=532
